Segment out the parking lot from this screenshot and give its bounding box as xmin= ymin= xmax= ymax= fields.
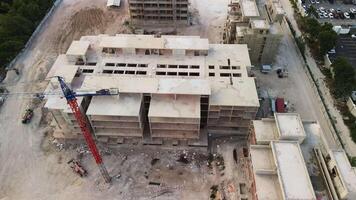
xmin=302 ymin=0 xmax=356 ymax=25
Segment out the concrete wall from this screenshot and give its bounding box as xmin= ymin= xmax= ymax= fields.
xmin=236 ymin=30 xmax=282 ymax=65
xmin=261 ymin=33 xmax=283 ymax=64
xmin=149 ymin=117 xmax=200 ymax=139
xmin=207 ymin=105 xmax=258 ymax=136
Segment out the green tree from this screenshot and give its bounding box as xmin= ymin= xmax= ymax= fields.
xmin=0 ymin=0 xmax=53 ymax=71
xmin=0 ymin=40 xmax=23 ymax=66
xmin=320 ymin=22 xmax=333 ymax=32
xmin=350 ymin=157 xmax=356 ymax=167
xmin=306 ymin=6 xmax=318 ymax=18
xmin=0 ymin=14 xmax=35 ymax=44
xmin=0 ymin=2 xmax=11 ymax=14
xmin=302 ymin=17 xmax=321 ymax=41
xmin=318 ymin=30 xmax=337 ymax=55
xmin=16 ymin=2 xmax=41 ymax=23
xmin=331 ymin=57 xmax=356 ymax=98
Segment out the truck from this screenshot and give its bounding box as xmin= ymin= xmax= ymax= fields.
xmin=275 ymin=98 xmax=286 ymax=113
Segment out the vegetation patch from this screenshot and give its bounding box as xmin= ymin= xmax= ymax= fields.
xmin=0 ymin=0 xmax=54 ymax=75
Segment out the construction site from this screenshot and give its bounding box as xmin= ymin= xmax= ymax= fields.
xmin=44 ymin=34 xmax=259 ymax=146
xmin=0 ymin=0 xmax=355 ymax=200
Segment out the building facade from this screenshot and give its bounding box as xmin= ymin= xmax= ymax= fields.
xmin=128 ymin=0 xmax=189 ymax=26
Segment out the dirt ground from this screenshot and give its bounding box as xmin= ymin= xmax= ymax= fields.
xmin=0 ymin=0 xmax=235 ymax=199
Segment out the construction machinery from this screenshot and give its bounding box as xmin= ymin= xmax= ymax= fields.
xmin=57 ymin=76 xmax=116 ymax=183
xmin=67 ymin=159 xmax=88 ymax=177
xmin=22 ymin=108 xmax=34 ymax=124
xmin=0 ymin=76 xmax=117 ymax=183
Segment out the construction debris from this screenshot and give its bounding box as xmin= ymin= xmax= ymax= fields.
xmin=151 ymin=158 xmax=160 ymax=166
xmin=148 ymin=181 xmax=161 ymax=186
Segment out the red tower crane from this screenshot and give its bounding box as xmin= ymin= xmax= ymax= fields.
xmin=57 ymin=76 xmax=112 ymax=183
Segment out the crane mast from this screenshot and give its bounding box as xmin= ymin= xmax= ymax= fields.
xmin=57 ymin=77 xmax=111 ymax=183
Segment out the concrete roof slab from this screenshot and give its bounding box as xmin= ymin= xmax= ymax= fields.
xmin=148 ymin=94 xmax=200 ymax=118
xmin=66 ymin=41 xmax=90 ymax=56
xmin=271 ymin=141 xmax=316 ymax=200
xmin=209 ymin=78 xmax=259 ymax=107
xmin=275 ymin=113 xmax=306 ymax=139
xmin=86 ymin=93 xmax=142 ymax=116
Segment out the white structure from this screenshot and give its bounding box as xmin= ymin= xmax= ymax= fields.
xmin=250 ymin=141 xmax=316 ymax=200
xmin=107 ymin=0 xmax=120 ymax=8
xmin=251 ymin=113 xmax=307 ymax=144
xmin=332 ymin=26 xmax=350 ymax=35
xmin=326 ymin=150 xmax=356 ymax=200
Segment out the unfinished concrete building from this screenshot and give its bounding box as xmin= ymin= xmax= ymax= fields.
xmin=128 ymin=0 xmax=189 ymax=26
xmin=250 ymin=141 xmax=316 ymax=200
xmin=44 ymin=34 xmax=259 ymax=146
xmin=317 ymin=149 xmax=356 ymax=200
xmin=250 ymin=113 xmax=307 ymax=144
xmin=223 ymin=0 xmax=284 ymax=65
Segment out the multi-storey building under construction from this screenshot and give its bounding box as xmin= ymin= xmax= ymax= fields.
xmin=128 ymin=0 xmax=189 ymax=26
xmin=44 ymin=34 xmax=259 ymax=146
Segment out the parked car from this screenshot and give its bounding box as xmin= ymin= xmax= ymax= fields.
xmin=351 ymin=34 xmax=356 ymax=38
xmin=328 ymin=48 xmax=336 ymax=53
xmin=329 ymin=13 xmax=334 ymax=18
xmin=22 ymin=109 xmax=34 ymax=124
xmin=310 ymin=0 xmax=316 ymax=3
xmin=316 ymin=0 xmax=320 ymax=3
xmin=350 ymin=8 xmax=356 ymax=13
xmin=275 ymin=98 xmax=286 ymax=113
xmin=329 ymin=8 xmax=335 ymax=12
xmin=344 ymin=12 xmax=350 ymax=19
xmin=350 ymin=12 xmax=355 ymax=19
xmin=324 ymin=13 xmax=329 ymax=18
